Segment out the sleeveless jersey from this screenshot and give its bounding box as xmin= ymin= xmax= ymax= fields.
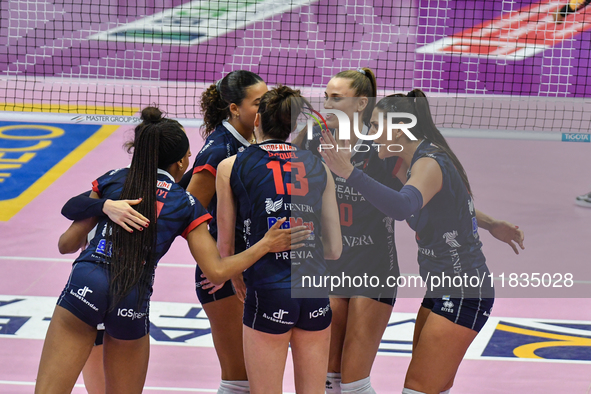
xmin=406 ymin=142 xmax=487 ymax=281
xmin=76 ymin=168 xmax=211 ymax=266
xmin=303 ymin=127 xmax=403 ymax=282
xmin=191 ymin=120 xmax=250 ymax=249
xmin=231 ymin=140 xmax=328 ymax=290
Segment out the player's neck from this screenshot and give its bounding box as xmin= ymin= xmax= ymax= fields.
xmin=400 ymin=139 xmax=424 ymax=166
xmin=227 ymin=119 xmax=255 ymax=143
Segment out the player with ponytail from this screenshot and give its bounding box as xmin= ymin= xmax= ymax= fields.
xmin=295 ymin=68 xmax=406 ymax=394
xmin=320 ymin=90 xmax=524 ymax=394
xmin=36 ymin=107 xmax=307 ymax=394
xmin=184 ymin=70 xmax=268 ymax=393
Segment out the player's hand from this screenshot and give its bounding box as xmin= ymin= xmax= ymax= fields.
xmin=263 ymin=217 xmax=311 ymax=253
xmin=200 ymin=274 xmax=225 ymax=294
xmin=231 ymin=275 xmax=247 ymax=303
xmin=318 ymin=129 xmax=354 ymax=179
xmin=103 ymin=198 xmax=149 ymax=233
xmin=489 ymin=220 xmax=525 ymax=255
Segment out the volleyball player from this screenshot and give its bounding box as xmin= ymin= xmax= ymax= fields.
xmin=554 ymin=0 xmax=591 ymax=22
xmin=319 ymin=90 xmax=524 ymax=394
xmin=185 ymin=70 xmax=267 ymax=393
xmin=36 ymin=107 xmax=307 ymax=394
xmin=216 ymin=86 xmax=342 ymax=393
xmin=294 ymin=68 xmax=405 ymax=394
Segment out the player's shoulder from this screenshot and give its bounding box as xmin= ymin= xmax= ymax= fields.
xmin=96 ymin=167 xmax=129 ymax=184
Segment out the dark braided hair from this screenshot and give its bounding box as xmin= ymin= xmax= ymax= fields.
xmin=107 ymin=107 xmax=188 ymax=309
xmin=376 ymin=89 xmax=473 ymax=195
xmin=200 ymin=70 xmax=264 ymax=138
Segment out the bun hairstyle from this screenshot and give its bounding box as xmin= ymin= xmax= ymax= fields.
xmin=375 ymin=89 xmax=472 ymax=195
xmin=108 ymin=106 xmax=188 ymax=309
xmin=124 ymin=107 xmax=182 ymax=154
xmin=334 ymin=67 xmax=378 ymax=125
xmin=258 ymin=85 xmax=312 ymax=141
xmin=200 ymin=70 xmax=264 ymax=138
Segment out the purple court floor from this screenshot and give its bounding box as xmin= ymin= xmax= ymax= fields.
xmin=0 ymin=122 xmax=590 ymax=393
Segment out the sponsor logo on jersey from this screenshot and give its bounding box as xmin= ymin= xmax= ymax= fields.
xmin=443 ymin=230 xmax=461 ymax=248
xmin=262 ymin=308 xmax=294 ymax=325
xmin=243 ymin=219 xmax=251 ymax=236
xmin=336 ymin=184 xmax=365 ymax=202
xmin=157 ymin=180 xmax=173 ymax=190
xmin=283 ymin=202 xmax=314 ymax=213
xmin=259 ymin=143 xmax=297 ymax=152
xmin=267 ymin=216 xmax=315 ymax=232
xmin=117 ymin=308 xmax=147 ymax=320
xmin=342 ymin=235 xmax=374 ymax=247
xmin=441 ymin=300 xmax=454 ymax=313
xmin=416 ymin=0 xmax=591 ymax=60
xmin=95 ymin=239 xmax=113 ymax=257
xmin=275 ymin=250 xmax=314 ymax=260
xmin=77 ymin=286 xmax=93 ymax=298
xmin=418 ymin=247 xmax=437 ymax=258
xmin=468 ymin=197 xmax=475 ymax=215
xmin=186 ymin=191 xmax=196 ymax=206
xmin=199 ymin=140 xmax=214 ymax=154
xmin=383 ymin=217 xmax=394 ymax=234
xmin=88 ymin=0 xmax=317 ymax=46
xmin=70 ymin=286 xmax=98 ymax=311
xmin=309 ymin=303 xmax=330 ymax=319
xmin=265 ymin=197 xmax=283 ymax=214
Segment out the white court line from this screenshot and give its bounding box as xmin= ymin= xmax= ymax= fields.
xmin=3 ymin=256 xmax=591 ymax=284
xmin=0 ymin=380 xmax=296 ymax=393
xmin=0 ymin=255 xmax=193 ymax=268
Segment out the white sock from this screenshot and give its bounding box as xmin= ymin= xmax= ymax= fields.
xmin=440 ymin=391 xmax=450 ymax=394
xmin=402 ymin=389 xmax=426 ymax=394
xmin=218 ymin=380 xmax=250 ymax=394
xmin=341 ymin=377 xmax=376 ymax=394
xmin=326 ymin=372 xmax=342 ymax=394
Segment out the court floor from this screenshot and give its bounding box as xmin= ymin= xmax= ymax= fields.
xmin=0 ymin=121 xmax=590 ymax=393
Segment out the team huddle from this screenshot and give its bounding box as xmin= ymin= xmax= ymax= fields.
xmin=35 ymin=68 xmax=524 ymax=394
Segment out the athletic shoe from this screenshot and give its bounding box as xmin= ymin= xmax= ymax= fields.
xmin=575 ymin=191 xmax=591 ymax=208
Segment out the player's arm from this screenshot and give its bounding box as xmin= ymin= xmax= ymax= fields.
xmin=475 ymin=209 xmax=525 ymax=255
xmin=187 ymin=218 xmax=310 ymax=285
xmin=213 ymin=156 xmax=246 ymax=298
xmin=58 ymin=217 xmax=98 ymax=254
xmin=186 ymin=168 xmax=216 ymax=208
xmin=62 ymin=190 xmax=148 ymax=232
xmin=320 ymin=163 xmax=342 ymax=260
xmin=216 ymin=156 xmax=238 ymax=258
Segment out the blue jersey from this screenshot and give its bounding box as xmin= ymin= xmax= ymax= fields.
xmin=406 ymin=142 xmax=487 ymax=280
xmin=191 ymin=121 xmax=250 ymax=248
xmin=303 ymin=127 xmax=403 ymax=284
xmin=231 ymin=141 xmax=328 ymax=290
xmin=76 ymin=168 xmax=212 ymax=266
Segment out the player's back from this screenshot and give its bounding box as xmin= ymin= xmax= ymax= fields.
xmin=78 ymin=167 xmax=209 ymax=267
xmin=230 ymin=140 xmax=328 ymax=290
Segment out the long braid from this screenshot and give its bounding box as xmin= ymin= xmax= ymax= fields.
xmin=107 ymin=123 xmax=159 ymax=309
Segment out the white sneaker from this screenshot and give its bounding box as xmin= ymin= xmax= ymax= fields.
xmin=575 ymin=191 xmax=591 ymax=208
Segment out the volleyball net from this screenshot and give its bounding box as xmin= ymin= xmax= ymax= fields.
xmin=1 ymin=0 xmax=590 ymax=140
